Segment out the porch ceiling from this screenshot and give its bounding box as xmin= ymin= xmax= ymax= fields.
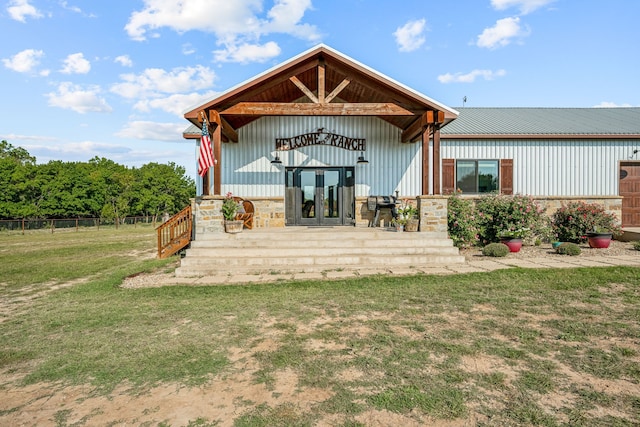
xmin=184 ymin=44 xmax=458 ymax=142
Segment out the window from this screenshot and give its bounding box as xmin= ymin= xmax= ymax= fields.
xmin=456 ymin=160 xmax=499 ymax=193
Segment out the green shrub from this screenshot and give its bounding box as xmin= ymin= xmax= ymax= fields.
xmin=482 ymin=242 xmax=510 ymax=257
xmin=556 ymin=242 xmax=581 ymax=256
xmin=633 ymin=240 xmax=640 ymax=251
xmin=447 ymin=193 xmax=478 ymax=247
xmin=475 ymin=193 xmax=549 ymax=245
xmin=551 ymin=201 xmax=622 ymax=243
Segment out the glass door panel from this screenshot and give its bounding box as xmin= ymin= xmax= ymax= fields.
xmin=323 ymin=170 xmax=340 ymax=219
xmin=299 ymin=170 xmax=317 ymax=220
xmin=287 ymin=167 xmax=352 ymax=226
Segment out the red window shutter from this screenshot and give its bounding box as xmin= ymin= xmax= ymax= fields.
xmin=500 ymin=159 xmax=513 ymax=195
xmin=442 ymin=159 xmax=455 ymax=194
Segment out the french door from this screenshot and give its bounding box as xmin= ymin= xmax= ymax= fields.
xmin=285 ymin=167 xmax=355 ymax=226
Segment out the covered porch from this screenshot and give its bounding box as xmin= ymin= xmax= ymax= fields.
xmin=183 ymin=44 xmax=458 ymax=232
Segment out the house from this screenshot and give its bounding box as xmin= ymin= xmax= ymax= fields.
xmin=183 ymin=44 xmax=640 ymax=234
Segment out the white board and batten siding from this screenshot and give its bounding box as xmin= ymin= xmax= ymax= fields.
xmin=221 ymin=116 xmax=424 ymax=198
xmin=443 ymin=139 xmax=638 ymax=196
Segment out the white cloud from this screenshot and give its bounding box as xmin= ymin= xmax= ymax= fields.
xmin=125 ymin=0 xmax=318 ymax=63
xmin=60 ymin=1 xmax=81 ymax=13
xmin=182 ymin=43 xmax=196 ymax=55
xmin=115 ymin=121 xmax=187 ymax=141
xmin=111 ymin=65 xmax=216 ymax=99
xmin=134 ymin=91 xmax=218 ymax=116
xmin=125 ymin=0 xmax=259 ymax=41
xmin=393 ymin=19 xmax=427 ymax=52
xmin=213 ymin=41 xmax=281 ymax=63
xmin=2 ymin=48 xmax=44 ymax=73
xmin=46 ymin=82 xmax=112 ymax=114
xmin=438 ymin=69 xmax=507 ymax=84
xmin=592 ymin=102 xmax=635 ymax=108
xmin=491 ymin=0 xmax=556 ymax=15
xmin=262 ymin=0 xmax=319 ymax=40
xmin=7 ymin=0 xmax=43 ymax=22
xmin=476 ymin=17 xmax=529 ymax=49
xmin=115 ymin=55 xmax=133 ymax=67
xmin=60 ymin=52 xmax=91 ymax=74
xmin=0 ymin=133 xmax=58 ymax=142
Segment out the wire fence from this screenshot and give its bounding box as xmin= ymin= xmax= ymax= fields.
xmin=0 ymin=216 xmax=159 ymax=234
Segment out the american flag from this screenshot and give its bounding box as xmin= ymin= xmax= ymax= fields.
xmin=197 ymin=117 xmax=215 ymax=177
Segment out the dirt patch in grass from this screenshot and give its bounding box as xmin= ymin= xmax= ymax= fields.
xmin=3 ymin=303 xmax=639 ymax=426
xmin=2 ymin=260 xmax=640 ymax=425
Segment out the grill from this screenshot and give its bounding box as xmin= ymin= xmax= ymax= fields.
xmin=367 ymin=195 xmax=399 ymax=227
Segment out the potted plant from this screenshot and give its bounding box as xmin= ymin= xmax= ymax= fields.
xmin=398 ymin=200 xmax=419 ymax=232
xmin=551 ymin=201 xmax=621 ymax=246
xmin=221 ymin=192 xmax=243 ymax=233
xmin=498 ymin=228 xmax=529 ymax=253
xmin=391 ymin=217 xmax=407 ymax=232
xmin=585 ymin=228 xmax=614 ymax=248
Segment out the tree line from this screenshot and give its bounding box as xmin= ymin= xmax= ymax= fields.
xmin=0 ymin=140 xmax=195 ymax=222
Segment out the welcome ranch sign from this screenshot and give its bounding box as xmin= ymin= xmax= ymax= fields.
xmin=275 ymin=128 xmax=366 ymax=152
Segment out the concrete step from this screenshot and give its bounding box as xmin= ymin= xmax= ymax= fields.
xmin=179 ymin=253 xmax=464 ymax=267
xmin=190 ymin=237 xmax=455 ymax=249
xmin=176 ymin=227 xmax=464 ymax=278
xmin=176 ymin=253 xmax=465 ymax=277
xmin=183 ymin=245 xmax=460 ymax=258
xmin=175 ymin=262 xmax=460 ymax=277
xmin=193 ymin=229 xmax=450 ymax=241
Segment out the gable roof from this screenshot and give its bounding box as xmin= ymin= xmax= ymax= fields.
xmin=441 ymin=107 xmax=640 ymax=139
xmin=184 ymin=44 xmax=457 ymax=138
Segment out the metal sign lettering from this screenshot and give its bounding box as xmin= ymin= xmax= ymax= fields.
xmin=276 ymin=128 xmax=365 ymax=152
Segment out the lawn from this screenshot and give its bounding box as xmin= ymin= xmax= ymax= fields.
xmin=0 ymin=227 xmax=639 ymax=426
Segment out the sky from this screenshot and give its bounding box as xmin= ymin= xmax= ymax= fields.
xmin=1 ymin=0 xmax=639 ymax=179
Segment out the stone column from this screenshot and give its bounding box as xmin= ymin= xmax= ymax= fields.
xmin=417 ymin=195 xmax=448 ymax=236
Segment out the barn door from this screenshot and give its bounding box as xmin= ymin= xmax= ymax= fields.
xmin=620 ymin=161 xmax=640 ymax=227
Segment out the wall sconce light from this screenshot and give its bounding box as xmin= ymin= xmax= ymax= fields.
xmin=271 ymin=153 xmax=282 ymax=164
xmin=357 ymin=152 xmax=368 ymax=164
xmin=629 ymin=149 xmax=639 ymax=159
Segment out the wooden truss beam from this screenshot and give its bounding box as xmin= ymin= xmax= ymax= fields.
xmin=289 ymin=76 xmax=319 ymax=103
xmin=221 ymin=102 xmax=414 ymax=116
xmin=209 ymin=110 xmax=238 ymax=143
xmin=401 ymin=110 xmax=445 ymax=142
xmin=318 ymin=62 xmax=326 ymax=104
xmin=402 ymin=112 xmax=428 ymax=143
xmin=325 ymin=78 xmax=350 ymax=103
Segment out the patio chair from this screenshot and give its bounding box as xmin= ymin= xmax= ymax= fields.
xmin=233 ymin=197 xmax=255 ymax=229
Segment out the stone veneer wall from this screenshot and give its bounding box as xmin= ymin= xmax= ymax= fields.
xmin=455 ymin=195 xmax=622 ymax=223
xmin=355 ymin=196 xmax=448 ymax=233
xmin=532 ymin=196 xmax=622 ymax=223
xmin=193 ymin=195 xmax=622 ymax=236
xmin=192 ymin=196 xmax=286 ymax=235
xmin=417 ymin=196 xmax=449 ymax=233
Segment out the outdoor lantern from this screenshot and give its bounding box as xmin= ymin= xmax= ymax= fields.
xmin=357 ymin=152 xmax=368 ymax=164
xmin=271 ymin=153 xmax=282 ymax=164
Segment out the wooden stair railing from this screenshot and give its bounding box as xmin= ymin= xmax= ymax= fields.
xmin=156 ymin=205 xmax=192 ymax=259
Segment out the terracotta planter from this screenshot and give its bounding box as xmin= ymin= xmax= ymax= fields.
xmin=500 ymin=237 xmax=522 ymax=253
xmin=586 ymin=232 xmax=612 ymax=248
xmin=224 ymin=220 xmax=244 ymax=233
xmin=405 ymin=219 xmax=419 ymax=232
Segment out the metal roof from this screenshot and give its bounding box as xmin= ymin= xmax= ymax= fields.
xmin=441 ymin=107 xmax=640 ymax=137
